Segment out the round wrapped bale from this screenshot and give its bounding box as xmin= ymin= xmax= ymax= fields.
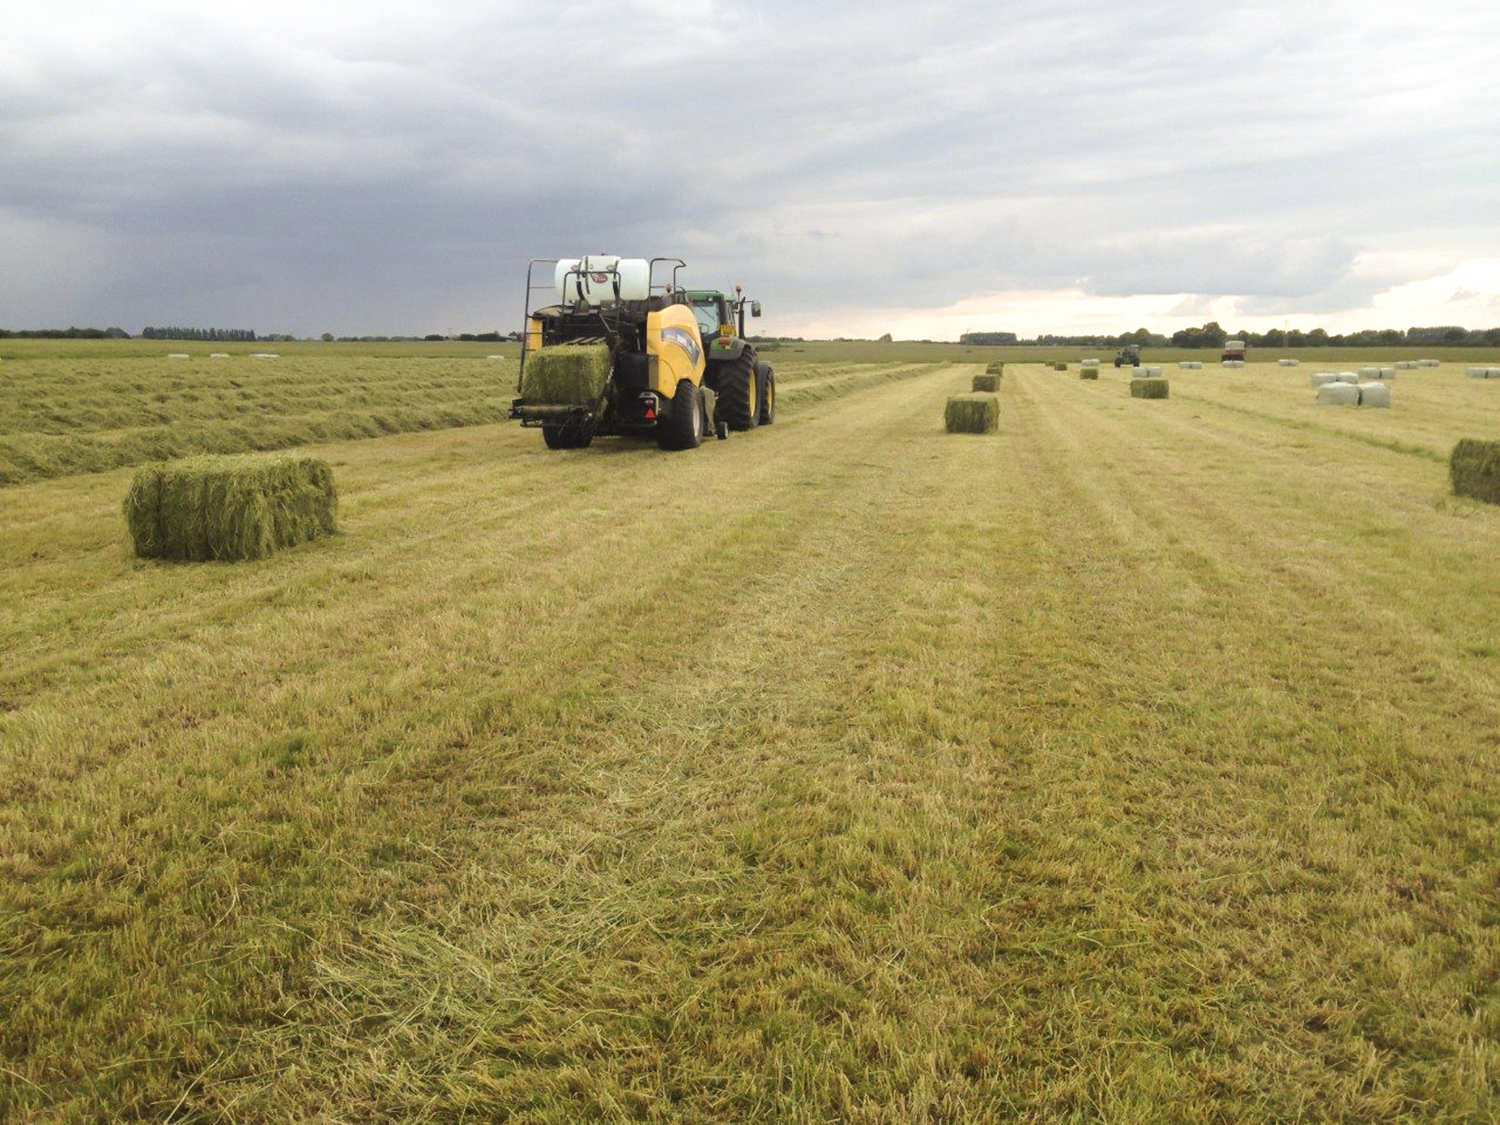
xmin=1278 ymin=358 xmax=1300 ymax=367
xmin=1335 ymin=371 xmax=1361 ymax=384
xmin=1222 ymin=359 xmax=1245 ymax=368
xmin=1317 ymin=383 xmax=1360 ymax=406
xmin=972 ymin=373 xmax=1001 ymax=393
xmin=1359 ymin=366 xmax=1380 ymax=378
xmin=1177 ymin=360 xmax=1203 ymax=370
xmin=1420 ymin=359 xmax=1440 ymax=367
xmin=1466 ymin=367 xmax=1488 ymax=378
xmin=1082 ymin=358 xmax=1100 ymax=367
xmin=1395 ymin=360 xmax=1418 ymax=370
xmin=1357 ymin=382 xmax=1392 ymax=408
xmin=1379 ymin=366 xmax=1396 ymax=379
xmin=1490 ymin=368 xmax=1500 ymax=379
xmin=520 ymin=343 xmax=613 ymax=405
xmin=124 ymin=454 xmax=338 ymax=562
xmin=1130 ymin=378 xmax=1169 ymax=399
xmin=945 ymin=393 xmax=999 ymax=434
xmin=1310 ymin=372 xmax=1341 ymax=387
xmin=1451 ymin=439 xmax=1500 ymax=505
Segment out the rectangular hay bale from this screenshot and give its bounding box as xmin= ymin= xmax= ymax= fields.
xmin=519 ymin=343 xmax=613 ymax=405
xmin=985 ymin=361 xmax=1005 ymax=375
xmin=124 ymin=454 xmax=338 ymax=561
xmin=1451 ymin=439 xmax=1500 ymax=505
xmin=1079 ymin=368 xmax=1099 ymax=380
xmin=945 ymin=393 xmax=999 ymax=434
xmin=972 ymin=373 xmax=1001 ymax=392
xmin=1129 ymin=378 xmax=1169 ymax=399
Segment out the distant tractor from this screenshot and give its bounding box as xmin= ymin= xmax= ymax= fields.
xmin=1221 ymin=338 xmax=1247 ymax=362
xmin=510 ymin=256 xmax=773 ymax=451
xmin=1114 ymin=343 xmax=1141 ymax=368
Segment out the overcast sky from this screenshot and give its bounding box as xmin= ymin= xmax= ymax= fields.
xmin=4 ymin=0 xmax=1499 ymax=339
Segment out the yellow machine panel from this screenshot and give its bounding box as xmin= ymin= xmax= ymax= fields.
xmin=646 ymin=305 xmax=706 ymax=398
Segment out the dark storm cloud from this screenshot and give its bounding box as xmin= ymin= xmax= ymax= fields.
xmin=3 ymin=0 xmax=1498 ymax=334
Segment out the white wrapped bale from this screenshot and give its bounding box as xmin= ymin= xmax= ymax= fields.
xmin=168 ymin=353 xmax=189 ymax=359
xmin=1357 ymin=382 xmax=1392 ymax=408
xmin=1419 ymin=359 xmax=1440 ymax=368
xmin=1310 ymin=372 xmax=1341 ymax=387
xmin=1335 ymin=372 xmax=1360 ymax=384
xmin=1317 ymin=383 xmax=1360 ymax=406
xmin=1379 ymin=367 xmax=1396 ymax=379
xmin=1222 ymin=359 xmax=1245 ymax=368
xmin=1490 ymin=368 xmax=1500 ymax=379
xmin=1082 ymin=358 xmax=1099 ymax=367
xmin=210 ymin=352 xmax=229 ymax=358
xmin=1359 ymin=366 xmax=1380 ymax=378
xmin=1278 ymin=358 xmax=1299 ymax=367
xmin=1395 ymin=360 xmax=1419 ymax=369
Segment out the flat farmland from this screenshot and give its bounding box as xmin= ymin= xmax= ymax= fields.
xmin=3 ymin=355 xmax=1500 ymax=1121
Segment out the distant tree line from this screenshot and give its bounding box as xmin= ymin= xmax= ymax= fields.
xmin=964 ymin=322 xmax=1500 ymax=349
xmin=958 ymin=332 xmax=1020 ymax=345
xmin=0 ymin=326 xmax=129 ymax=338
xmin=141 ymin=326 xmax=256 ymax=341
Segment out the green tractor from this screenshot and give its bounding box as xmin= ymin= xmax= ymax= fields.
xmin=683 ymin=284 xmax=776 ymax=430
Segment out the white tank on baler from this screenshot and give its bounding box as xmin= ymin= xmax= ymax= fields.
xmin=554 ymin=256 xmax=651 ymax=304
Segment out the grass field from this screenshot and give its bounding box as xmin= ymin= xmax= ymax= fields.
xmin=3 ymin=354 xmax=1500 ymax=1121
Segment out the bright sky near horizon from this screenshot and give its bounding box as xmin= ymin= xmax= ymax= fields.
xmin=3 ymin=0 xmax=1499 ymax=340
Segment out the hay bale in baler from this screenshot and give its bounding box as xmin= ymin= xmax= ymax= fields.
xmin=1130 ymin=378 xmax=1169 ymax=399
xmin=945 ymin=393 xmax=999 ymax=433
xmin=124 ymin=454 xmax=338 ymax=561
xmin=972 ymin=373 xmax=1001 ymax=392
xmin=519 ymin=343 xmax=613 ymax=405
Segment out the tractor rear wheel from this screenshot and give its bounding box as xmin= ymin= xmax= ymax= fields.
xmin=657 ymin=380 xmax=704 ymax=451
xmin=542 ymin=420 xmax=593 ymax=449
xmin=756 ymin=362 xmax=776 ymax=425
xmin=714 ymin=355 xmax=759 ymax=431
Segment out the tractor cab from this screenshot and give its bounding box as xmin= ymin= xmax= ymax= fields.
xmin=686 ymin=288 xmax=762 ymax=343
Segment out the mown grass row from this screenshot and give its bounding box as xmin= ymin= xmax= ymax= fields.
xmin=4 ymin=362 xmax=1498 ymax=1119
xmin=0 ymin=351 xmax=940 ymax=487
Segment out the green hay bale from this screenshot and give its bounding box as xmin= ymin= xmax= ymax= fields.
xmin=945 ymin=393 xmax=999 ymax=434
xmin=1079 ymin=369 xmax=1099 ymax=380
xmin=1450 ymin=439 xmax=1500 ymax=505
xmin=1130 ymin=378 xmax=1170 ymax=399
xmin=972 ymin=373 xmax=1000 ymax=392
xmin=124 ymin=454 xmax=337 ymax=561
xmin=519 ymin=344 xmax=613 ymax=405
xmin=1053 ymin=362 xmax=1068 ymax=371
xmin=985 ymin=362 xmax=1005 ymax=375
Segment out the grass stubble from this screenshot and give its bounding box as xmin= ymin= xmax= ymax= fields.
xmin=1 ymin=360 xmax=1498 ymax=1120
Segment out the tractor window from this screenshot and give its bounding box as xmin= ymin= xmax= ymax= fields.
xmin=691 ymin=301 xmax=720 ymax=339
